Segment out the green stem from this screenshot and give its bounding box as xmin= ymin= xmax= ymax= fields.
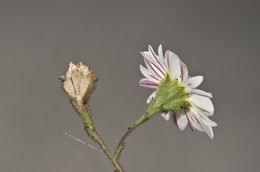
xmin=114 ymin=102 xmax=161 ymax=160
xmin=88 ymin=128 xmax=124 ymax=172
xmin=70 ymin=99 xmax=124 ymax=172
xmin=114 ymin=114 xmax=147 ymax=160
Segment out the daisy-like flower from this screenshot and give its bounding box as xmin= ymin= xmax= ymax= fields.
xmin=139 ymin=45 xmax=217 ymax=139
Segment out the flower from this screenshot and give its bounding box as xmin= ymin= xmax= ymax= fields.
xmin=59 ymin=62 xmax=97 ymax=109
xmin=139 ymin=45 xmax=217 ymax=139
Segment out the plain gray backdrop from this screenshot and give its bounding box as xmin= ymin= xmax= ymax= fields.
xmin=0 ymin=0 xmax=259 ymax=172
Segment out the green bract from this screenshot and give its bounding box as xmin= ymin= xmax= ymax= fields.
xmin=147 ymin=74 xmax=189 ymax=117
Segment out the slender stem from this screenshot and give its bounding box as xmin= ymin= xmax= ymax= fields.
xmin=114 ymin=116 xmax=146 ymax=160
xmin=71 ymin=99 xmax=124 ymax=172
xmin=114 ymin=99 xmax=163 ymax=160
xmin=114 ymin=108 xmax=159 ymax=160
xmin=90 ymin=129 xmax=123 ymax=172
xmin=77 ymin=98 xmax=84 ymax=110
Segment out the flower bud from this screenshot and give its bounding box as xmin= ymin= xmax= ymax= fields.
xmin=59 ymin=62 xmax=97 ymax=109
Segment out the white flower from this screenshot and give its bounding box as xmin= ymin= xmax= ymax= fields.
xmin=139 ymin=45 xmax=217 ymax=139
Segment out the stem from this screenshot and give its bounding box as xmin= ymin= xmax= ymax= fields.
xmin=114 ymin=103 xmax=160 ymax=160
xmin=70 ymin=99 xmax=124 ymax=172
xmin=114 ymin=115 xmax=147 ymax=160
xmin=77 ymin=98 xmax=84 ymax=110
xmin=89 ymin=129 xmax=123 ymax=172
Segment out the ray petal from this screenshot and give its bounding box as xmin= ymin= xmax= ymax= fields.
xmin=139 ymin=78 xmax=159 ymax=88
xmin=189 ymin=94 xmax=214 ymax=115
xmin=175 ymin=110 xmax=188 ymax=131
xmin=161 ymin=112 xmax=170 ymax=121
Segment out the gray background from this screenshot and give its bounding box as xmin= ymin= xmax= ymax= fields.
xmin=0 ymin=0 xmax=259 ymax=172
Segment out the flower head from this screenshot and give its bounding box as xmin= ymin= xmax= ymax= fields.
xmin=139 ymin=45 xmax=217 ymax=139
xmin=59 ymin=62 xmax=97 ymax=109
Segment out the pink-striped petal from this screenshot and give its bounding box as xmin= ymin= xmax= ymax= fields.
xmin=174 ymin=110 xmax=188 ymax=131
xmin=139 ymin=78 xmax=159 ymax=88
xmin=165 ymin=50 xmax=171 ymax=70
xmin=172 ymin=112 xmax=178 ymax=126
xmin=139 ymin=65 xmax=160 ymax=82
xmin=191 ymin=107 xmax=217 ymax=126
xmin=146 ymin=58 xmax=166 ymax=78
xmin=191 ymin=89 xmax=213 ymax=98
xmin=185 ymin=76 xmax=203 ymax=88
xmin=185 ymin=111 xmax=194 ymax=132
xmin=165 ymin=50 xmax=181 ymax=79
xmin=158 ymin=44 xmax=165 ymax=66
xmin=199 ymin=113 xmax=217 ymax=127
xmin=187 ymin=110 xmax=204 ymax=132
xmin=194 ymin=105 xmax=213 ymax=116
xmin=148 ymin=45 xmax=166 ymax=70
xmin=143 ymin=55 xmax=165 ymax=79
xmin=197 ymin=115 xmax=214 ymax=139
xmin=180 ymin=62 xmax=188 ymax=81
xmin=189 ymin=94 xmax=214 ymax=115
xmin=141 ymin=50 xmax=166 ymax=76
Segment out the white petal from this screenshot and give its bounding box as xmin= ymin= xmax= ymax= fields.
xmin=180 ymin=62 xmax=188 ymax=81
xmin=139 ymin=65 xmax=160 ymax=82
xmin=190 ymin=89 xmax=213 ymax=98
xmin=143 ymin=55 xmax=165 ymax=79
xmin=148 ymin=45 xmax=166 ymax=70
xmin=161 ymin=112 xmax=170 ymax=121
xmin=141 ymin=47 xmax=166 ymax=77
xmin=185 ymin=111 xmax=195 ymax=131
xmin=191 ymin=107 xmax=217 ymax=127
xmin=141 ymin=51 xmax=156 ymax=67
xmin=158 ymin=44 xmax=165 ymax=64
xmin=147 ymin=59 xmax=165 ymax=78
xmin=166 ymin=50 xmax=181 ymax=79
xmin=146 ymin=91 xmax=156 ymax=104
xmin=139 ymin=78 xmax=159 ymax=88
xmin=186 ymin=110 xmax=204 ymax=132
xmin=200 ymin=114 xmax=217 ymax=127
xmin=185 ymin=76 xmax=203 ymax=88
xmin=189 ymin=94 xmax=214 ymax=115
xmin=175 ymin=110 xmax=188 ymax=131
xmin=198 ymin=116 xmax=214 ymax=139
xmin=195 ymin=104 xmax=213 ymax=116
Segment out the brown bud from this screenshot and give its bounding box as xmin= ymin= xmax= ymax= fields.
xmin=59 ymin=62 xmax=97 ymax=109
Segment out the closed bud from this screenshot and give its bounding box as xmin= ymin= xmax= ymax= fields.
xmin=59 ymin=62 xmax=97 ymax=109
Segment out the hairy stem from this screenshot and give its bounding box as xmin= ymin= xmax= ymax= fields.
xmin=70 ymin=99 xmax=124 ymax=172
xmin=114 ymin=114 xmax=147 ymax=160
xmin=87 ymin=128 xmax=123 ymax=172
xmin=114 ymin=102 xmax=161 ymax=160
